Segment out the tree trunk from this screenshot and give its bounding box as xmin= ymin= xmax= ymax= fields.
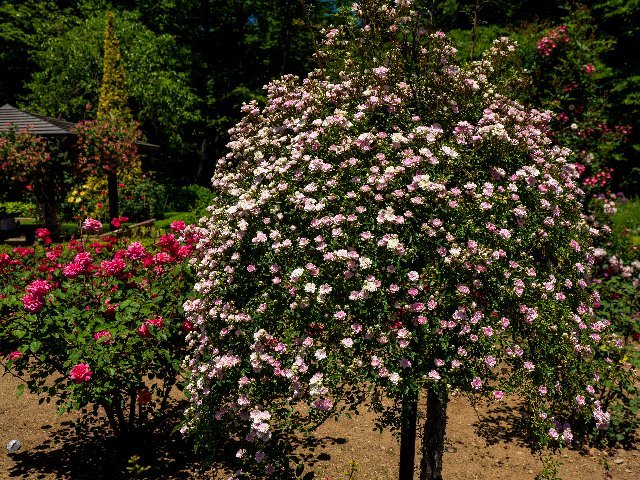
xmin=103 ymin=405 xmax=120 ymax=436
xmin=113 ymin=398 xmax=127 ymax=435
xmin=128 ymin=391 xmax=136 ymax=429
xmin=41 ymin=198 xmax=60 ymax=240
xmin=108 ymin=172 xmax=119 ymax=228
xmin=398 ymin=390 xmax=418 ymax=480
xmin=419 ymin=388 xmax=448 ymax=480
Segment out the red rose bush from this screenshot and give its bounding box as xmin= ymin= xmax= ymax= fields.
xmin=0 ymin=221 xmax=200 ymax=435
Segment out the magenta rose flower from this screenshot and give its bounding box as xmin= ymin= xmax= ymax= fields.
xmin=93 ymin=330 xmax=112 ymax=344
xmin=170 ymin=220 xmax=186 ymax=232
xmin=69 ymin=363 xmax=93 ymax=383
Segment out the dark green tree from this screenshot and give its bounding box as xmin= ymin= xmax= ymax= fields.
xmin=0 ymin=0 xmax=77 ymax=105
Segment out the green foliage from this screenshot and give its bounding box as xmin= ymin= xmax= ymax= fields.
xmin=515 ymin=7 xmax=628 ymax=197
xmin=119 ymin=175 xmax=167 ymax=222
xmin=0 ymin=0 xmax=75 ymax=105
xmin=164 ymin=184 xmax=215 ymax=224
xmin=0 ymin=127 xmax=74 ymax=234
xmin=447 ymin=24 xmax=510 ymax=62
xmin=593 ymin=0 xmax=640 ymax=193
xmin=535 ymin=456 xmax=562 ymax=480
xmin=126 ymin=455 xmax=151 ymax=477
xmin=165 ymin=184 xmax=213 ymax=211
xmin=24 ymin=10 xmax=200 ymax=151
xmin=0 ymin=201 xmax=36 ymax=217
xmin=610 ymin=198 xmax=640 ymax=252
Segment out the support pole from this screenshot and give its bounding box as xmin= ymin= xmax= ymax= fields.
xmin=108 ymin=172 xmax=119 ymax=228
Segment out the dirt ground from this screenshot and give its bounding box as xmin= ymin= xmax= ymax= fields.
xmin=1 ymin=370 xmax=638 ymax=479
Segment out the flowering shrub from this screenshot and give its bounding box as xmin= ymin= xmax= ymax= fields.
xmin=183 ymin=2 xmax=623 ymax=477
xmin=74 ymin=116 xmax=140 ymax=176
xmin=0 ymin=221 xmax=200 ymax=435
xmin=524 ymin=7 xmax=631 ymax=197
xmin=0 ymin=127 xmax=71 ymax=235
xmin=581 ymin=196 xmax=640 ymax=445
xmin=0 ymin=127 xmax=50 ymax=183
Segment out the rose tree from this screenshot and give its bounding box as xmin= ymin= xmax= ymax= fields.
xmin=0 ymin=127 xmax=68 ymax=236
xmin=183 ymin=2 xmax=619 ymax=478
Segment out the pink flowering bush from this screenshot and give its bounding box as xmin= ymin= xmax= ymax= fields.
xmin=524 ymin=7 xmax=631 ymax=196
xmin=0 ymin=127 xmax=71 ymax=236
xmin=521 ymin=8 xmax=640 ymax=446
xmin=0 ymin=221 xmax=200 ymax=435
xmin=580 ymin=197 xmax=640 ymax=445
xmin=73 ymin=116 xmax=140 ymax=176
xmin=0 ymin=127 xmax=50 ymax=184
xmin=182 ymin=2 xmax=625 ymax=478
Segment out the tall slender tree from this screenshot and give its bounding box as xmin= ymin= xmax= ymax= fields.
xmin=98 ymin=11 xmax=130 ymax=224
xmin=98 ymin=11 xmax=129 ymax=120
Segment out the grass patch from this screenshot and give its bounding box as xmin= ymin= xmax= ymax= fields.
xmin=154 ymin=211 xmax=194 ymax=230
xmin=612 ymin=198 xmax=640 ymax=242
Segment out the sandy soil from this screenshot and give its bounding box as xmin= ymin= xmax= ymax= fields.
xmin=1 ymin=370 xmax=638 ymax=479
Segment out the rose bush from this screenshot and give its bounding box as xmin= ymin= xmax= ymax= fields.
xmin=0 ymin=219 xmax=200 ymax=435
xmin=518 ymin=7 xmax=640 ymax=447
xmin=182 ymin=2 xmax=626 ymax=478
xmin=0 ymin=127 xmax=72 ymax=236
xmin=523 ymin=7 xmax=632 ymax=197
xmin=74 ymin=116 xmax=140 ymax=176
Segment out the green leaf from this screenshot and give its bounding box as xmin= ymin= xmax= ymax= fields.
xmin=16 ymin=384 xmax=25 ymax=398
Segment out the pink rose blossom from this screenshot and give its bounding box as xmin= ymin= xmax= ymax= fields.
xmin=82 ymin=218 xmax=102 ymax=234
xmin=69 ymin=363 xmax=93 ymax=383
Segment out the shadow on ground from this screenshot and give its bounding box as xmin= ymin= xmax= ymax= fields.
xmin=6 ymin=403 xmax=352 ymax=479
xmin=470 ymin=401 xmax=536 ymax=449
xmin=7 ymin=403 xmax=208 ymax=480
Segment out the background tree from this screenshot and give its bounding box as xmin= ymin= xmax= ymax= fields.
xmin=0 ymin=0 xmax=76 ymax=106
xmin=22 ymin=9 xmax=200 ymax=180
xmin=96 ymin=11 xmax=130 ymax=223
xmin=97 ymin=11 xmax=129 ymax=120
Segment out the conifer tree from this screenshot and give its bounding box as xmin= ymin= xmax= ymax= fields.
xmin=97 ymin=11 xmax=129 ymax=224
xmin=98 ymin=11 xmax=129 ymax=121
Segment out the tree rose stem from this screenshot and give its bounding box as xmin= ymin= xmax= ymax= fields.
xmin=399 ymin=390 xmax=418 ymax=480
xmin=420 ymin=389 xmax=448 ymax=480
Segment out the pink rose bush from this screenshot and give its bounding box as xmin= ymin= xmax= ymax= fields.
xmin=0 ymin=219 xmax=200 ymax=435
xmin=527 ymin=8 xmax=632 ymax=197
xmin=526 ymin=8 xmax=640 ymax=444
xmin=181 ymin=2 xmax=625 ymax=477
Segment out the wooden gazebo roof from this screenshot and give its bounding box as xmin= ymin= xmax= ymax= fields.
xmin=0 ymin=104 xmax=76 ymax=136
xmin=0 ymin=104 xmax=159 ymax=149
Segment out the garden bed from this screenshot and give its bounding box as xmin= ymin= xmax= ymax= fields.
xmin=1 ymin=371 xmax=638 ymax=479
